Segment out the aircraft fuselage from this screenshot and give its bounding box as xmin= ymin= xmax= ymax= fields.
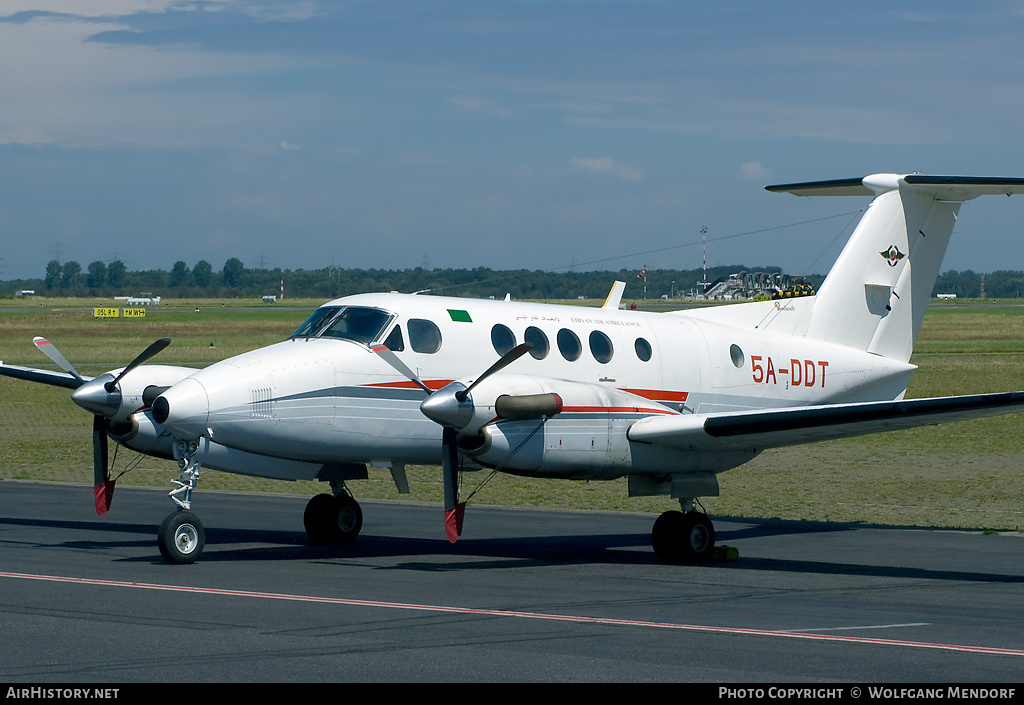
xmin=154 ymin=292 xmax=916 ymax=481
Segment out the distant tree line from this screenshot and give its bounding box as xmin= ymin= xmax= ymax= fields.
xmin=3 ymin=258 xmax=818 ymax=301
xmin=9 ymin=258 xmax=1019 ymax=300
xmin=931 ymin=270 xmax=1024 ymax=299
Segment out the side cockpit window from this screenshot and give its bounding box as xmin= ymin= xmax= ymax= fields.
xmin=382 ymin=325 xmax=405 ymax=352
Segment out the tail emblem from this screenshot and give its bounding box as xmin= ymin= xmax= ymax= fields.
xmin=880 ymin=245 xmax=905 ymax=267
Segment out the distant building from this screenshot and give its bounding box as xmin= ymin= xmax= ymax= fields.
xmin=689 ymin=270 xmax=814 ymax=301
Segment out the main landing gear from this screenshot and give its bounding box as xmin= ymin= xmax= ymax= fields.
xmin=651 ymin=499 xmax=716 ymax=563
xmin=303 ymin=490 xmax=363 ymax=544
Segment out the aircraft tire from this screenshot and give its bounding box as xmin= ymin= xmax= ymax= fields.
xmin=680 ymin=512 xmax=716 ymax=562
xmin=303 ymin=494 xmax=338 ymax=544
xmin=304 ymin=493 xmax=363 ymax=544
xmin=158 ymin=510 xmax=205 ymax=564
xmin=332 ymin=494 xmax=363 ymax=543
xmin=651 ymin=510 xmax=715 ymax=563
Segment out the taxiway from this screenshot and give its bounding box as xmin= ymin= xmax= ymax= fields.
xmin=1 ymin=480 xmax=1022 ymax=682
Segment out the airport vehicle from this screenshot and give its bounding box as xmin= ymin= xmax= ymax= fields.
xmin=5 ymin=173 xmax=1024 ymax=564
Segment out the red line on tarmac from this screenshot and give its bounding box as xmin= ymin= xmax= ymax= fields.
xmin=3 ymin=571 xmax=1023 ymax=657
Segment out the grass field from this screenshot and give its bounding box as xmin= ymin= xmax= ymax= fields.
xmin=1 ymin=296 xmax=1022 ymax=531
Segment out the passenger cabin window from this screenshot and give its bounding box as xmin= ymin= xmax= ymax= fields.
xmin=408 ymin=318 xmax=442 ymax=354
xmin=491 ymin=324 xmax=515 ymax=356
xmin=524 ymin=326 xmax=549 ymax=360
xmin=589 ymin=331 xmax=613 ymax=364
xmin=289 ymin=306 xmax=392 ymax=345
xmin=634 ymin=337 xmax=653 ymax=362
xmin=557 ymin=328 xmax=581 ymax=361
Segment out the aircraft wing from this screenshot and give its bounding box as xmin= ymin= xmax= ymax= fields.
xmin=627 ymin=392 xmax=1024 ymax=451
xmin=0 ymin=362 xmax=90 ymax=389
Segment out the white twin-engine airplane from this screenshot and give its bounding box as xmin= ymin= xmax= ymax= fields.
xmin=5 ymin=173 xmax=1024 ymax=565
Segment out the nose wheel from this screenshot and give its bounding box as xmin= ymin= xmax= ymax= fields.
xmin=158 ymin=510 xmax=206 ymax=564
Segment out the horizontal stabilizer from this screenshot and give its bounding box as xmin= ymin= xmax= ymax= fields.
xmin=767 ymin=174 xmax=1024 ymax=200
xmin=765 ymin=177 xmax=873 ymax=197
xmin=628 ymin=392 xmax=1024 ymax=452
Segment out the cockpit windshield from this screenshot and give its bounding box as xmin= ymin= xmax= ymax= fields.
xmin=289 ymin=306 xmax=393 ymax=344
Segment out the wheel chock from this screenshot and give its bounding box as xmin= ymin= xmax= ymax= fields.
xmin=712 ymin=545 xmax=739 ymax=562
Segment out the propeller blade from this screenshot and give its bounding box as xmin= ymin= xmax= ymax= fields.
xmin=104 ymin=338 xmax=170 ymax=392
xmin=92 ymin=415 xmax=114 ymax=515
xmin=33 ymin=337 xmax=85 ymax=386
xmin=456 ymin=342 xmax=532 ymax=402
xmin=373 ymin=345 xmax=432 ymax=395
xmin=441 ymin=426 xmax=465 ymax=543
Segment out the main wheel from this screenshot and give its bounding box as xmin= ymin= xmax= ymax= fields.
xmin=332 ymin=494 xmax=363 ymax=543
xmin=304 ymin=494 xmax=337 ymax=544
xmin=304 ymin=493 xmax=363 ymax=544
xmin=651 ymin=510 xmax=715 ymax=563
xmin=158 ymin=510 xmax=205 ymax=564
xmin=680 ymin=512 xmax=715 ymax=561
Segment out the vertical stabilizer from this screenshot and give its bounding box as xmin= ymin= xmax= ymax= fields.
xmin=603 ymin=281 xmax=626 ymax=310
xmin=767 ymin=174 xmax=1024 ymax=362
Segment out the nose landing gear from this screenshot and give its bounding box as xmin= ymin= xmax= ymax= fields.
xmin=157 ymin=439 xmax=206 ymax=565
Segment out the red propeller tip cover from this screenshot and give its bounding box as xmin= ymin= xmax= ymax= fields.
xmin=444 ymin=503 xmax=465 ymax=543
xmin=94 ymin=481 xmax=115 ymax=516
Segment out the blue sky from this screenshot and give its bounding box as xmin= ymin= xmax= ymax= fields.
xmin=3 ymin=1 xmax=1024 ymax=283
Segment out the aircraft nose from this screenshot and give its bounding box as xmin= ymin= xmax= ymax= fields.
xmin=152 ymin=377 xmax=210 ymax=438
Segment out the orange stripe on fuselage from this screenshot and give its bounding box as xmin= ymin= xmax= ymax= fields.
xmin=618 ymin=388 xmax=688 ymax=403
xmin=367 ymin=380 xmax=454 ymax=391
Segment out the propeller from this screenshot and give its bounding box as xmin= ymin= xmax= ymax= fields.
xmin=103 ymin=338 xmax=170 ymax=392
xmin=371 ymin=345 xmax=432 ymax=394
xmin=33 ymin=337 xmax=86 ymax=387
xmin=373 ymin=341 xmax=533 ymax=542
xmin=93 ymin=415 xmax=113 ymax=515
xmin=455 ymin=343 xmax=533 ymax=402
xmin=36 ymin=337 xmax=171 ymax=515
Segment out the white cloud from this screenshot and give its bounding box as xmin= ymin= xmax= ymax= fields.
xmin=569 ymin=157 xmax=642 ymax=182
xmin=0 ymin=1 xmax=187 ymax=16
xmin=738 ymin=161 xmax=771 ymax=181
xmin=280 ymin=140 xmax=302 ymax=150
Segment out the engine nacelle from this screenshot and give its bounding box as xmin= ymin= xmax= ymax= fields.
xmin=460 ymin=376 xmax=687 ymax=480
xmin=72 ymin=364 xmax=198 ymax=425
xmin=109 ymin=409 xmax=177 ymax=460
